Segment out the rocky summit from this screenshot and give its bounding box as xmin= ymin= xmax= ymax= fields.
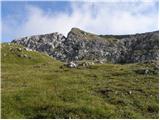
xmin=12 ymin=28 xmax=159 ymax=64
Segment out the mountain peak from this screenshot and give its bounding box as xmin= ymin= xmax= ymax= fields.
xmin=70 ymin=27 xmax=82 ymax=32
xmin=69 ymin=27 xmax=85 ymax=35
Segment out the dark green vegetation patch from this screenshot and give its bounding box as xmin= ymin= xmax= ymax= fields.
xmin=1 ymin=43 xmax=159 ymax=119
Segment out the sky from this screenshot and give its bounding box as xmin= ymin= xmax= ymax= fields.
xmin=1 ymin=0 xmax=159 ymax=42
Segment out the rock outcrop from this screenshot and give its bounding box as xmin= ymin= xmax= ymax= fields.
xmin=12 ymin=28 xmax=159 ymax=64
xmin=12 ymin=32 xmax=67 ymax=61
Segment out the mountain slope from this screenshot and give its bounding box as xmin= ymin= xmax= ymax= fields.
xmin=1 ymin=43 xmax=159 ymax=118
xmin=12 ymin=28 xmax=159 ymax=63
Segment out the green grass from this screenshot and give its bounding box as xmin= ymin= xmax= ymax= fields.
xmin=1 ymin=43 xmax=159 ymax=119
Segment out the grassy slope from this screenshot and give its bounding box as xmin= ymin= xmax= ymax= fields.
xmin=70 ymin=28 xmax=119 ymax=45
xmin=1 ymin=43 xmax=159 ymax=119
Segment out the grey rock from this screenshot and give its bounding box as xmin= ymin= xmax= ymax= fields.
xmin=23 ymin=54 xmax=28 ymax=58
xmin=17 ymin=48 xmax=22 ymax=52
xmin=134 ymin=68 xmax=158 ymax=75
xmin=12 ymin=28 xmax=159 ymax=64
xmin=65 ymin=61 xmax=78 ymax=68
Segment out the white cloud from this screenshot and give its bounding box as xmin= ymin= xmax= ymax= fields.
xmin=2 ymin=1 xmax=159 ymax=41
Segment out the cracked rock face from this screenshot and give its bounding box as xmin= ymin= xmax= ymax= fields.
xmin=12 ymin=28 xmax=159 ymax=64
xmin=120 ymin=32 xmax=159 ymax=63
xmin=12 ymin=32 xmax=67 ymax=61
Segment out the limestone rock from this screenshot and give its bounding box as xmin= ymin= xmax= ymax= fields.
xmin=64 ymin=61 xmax=78 ymax=68
xmin=11 ymin=28 xmax=159 ymax=64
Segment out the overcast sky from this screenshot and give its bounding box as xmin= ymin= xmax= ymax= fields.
xmin=1 ymin=0 xmax=159 ymax=42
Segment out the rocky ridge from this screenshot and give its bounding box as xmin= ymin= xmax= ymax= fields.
xmin=12 ymin=28 xmax=159 ymax=64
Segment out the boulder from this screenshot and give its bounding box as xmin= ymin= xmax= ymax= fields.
xmin=17 ymin=48 xmax=22 ymax=52
xmin=134 ymin=68 xmax=158 ymax=75
xmin=64 ymin=61 xmax=78 ymax=68
xmin=134 ymin=68 xmax=149 ymax=74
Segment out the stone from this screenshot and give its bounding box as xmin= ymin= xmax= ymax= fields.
xmin=23 ymin=54 xmax=28 ymax=58
xmin=25 ymin=48 xmax=33 ymax=51
xmin=11 ymin=28 xmax=159 ymax=64
xmin=65 ymin=61 xmax=78 ymax=68
xmin=145 ymin=69 xmax=149 ymax=74
xmin=134 ymin=68 xmax=157 ymax=75
xmin=129 ymin=91 xmax=132 ymax=95
xmin=16 ymin=54 xmax=22 ymax=57
xmin=99 ymin=60 xmax=104 ymax=64
xmin=134 ymin=68 xmax=148 ymax=74
xmin=9 ymin=48 xmax=13 ymax=51
xmin=17 ymin=48 xmax=22 ymax=52
xmin=90 ymin=62 xmax=95 ymax=65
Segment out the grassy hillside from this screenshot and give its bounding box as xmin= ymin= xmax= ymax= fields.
xmin=1 ymin=43 xmax=159 ymax=119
